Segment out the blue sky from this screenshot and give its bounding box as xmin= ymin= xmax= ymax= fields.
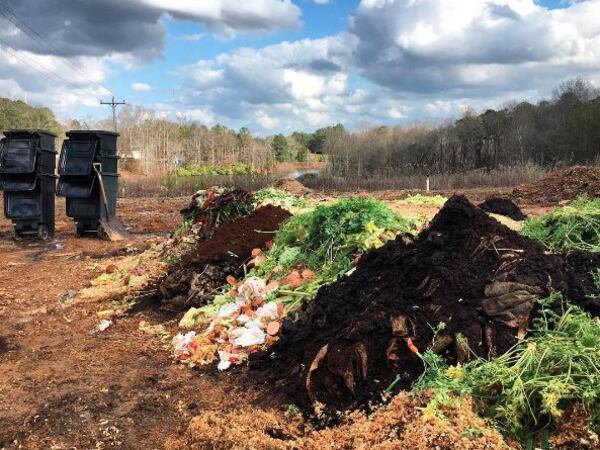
xmin=0 ymin=0 xmax=599 ymax=134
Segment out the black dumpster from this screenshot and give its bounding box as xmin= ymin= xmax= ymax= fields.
xmin=0 ymin=129 xmax=57 ymax=240
xmin=57 ymin=130 xmax=120 ymax=237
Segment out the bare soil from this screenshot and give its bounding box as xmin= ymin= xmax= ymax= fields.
xmin=0 ymin=196 xmax=267 ymax=449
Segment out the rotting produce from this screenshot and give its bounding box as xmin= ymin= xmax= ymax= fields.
xmin=171 ymin=197 xmax=420 ymax=371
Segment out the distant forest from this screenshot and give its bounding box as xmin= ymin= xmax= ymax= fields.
xmin=322 ymin=78 xmax=600 ymax=177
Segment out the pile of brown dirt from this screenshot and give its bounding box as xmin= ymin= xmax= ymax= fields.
xmin=478 ymin=197 xmax=527 ymax=221
xmin=165 ymin=393 xmax=511 ymax=450
xmin=273 ymin=178 xmax=311 ymax=195
xmin=512 ymin=166 xmax=600 ymax=205
xmin=159 ymin=206 xmax=291 ymax=307
xmin=251 ymin=195 xmax=600 ymax=411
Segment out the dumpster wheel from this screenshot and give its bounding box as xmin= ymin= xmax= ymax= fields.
xmin=37 ymin=224 xmax=50 ymax=241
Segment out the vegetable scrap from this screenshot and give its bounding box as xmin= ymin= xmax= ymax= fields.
xmin=171 ymin=197 xmax=418 ymax=370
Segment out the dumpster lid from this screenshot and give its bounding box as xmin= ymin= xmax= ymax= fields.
xmin=5 ymin=129 xmax=58 ymax=138
xmin=0 ymin=138 xmax=37 ymax=174
xmin=59 ymin=139 xmax=97 ymax=176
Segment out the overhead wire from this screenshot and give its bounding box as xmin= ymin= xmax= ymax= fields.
xmin=0 ymin=1 xmax=115 ymax=96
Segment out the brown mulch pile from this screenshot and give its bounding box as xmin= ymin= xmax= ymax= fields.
xmin=273 ymin=178 xmax=311 ymax=196
xmin=512 ymin=166 xmax=600 ymax=205
xmin=251 ymin=195 xmax=600 ymax=411
xmin=478 ymin=197 xmax=527 ymax=221
xmin=165 ymin=392 xmax=512 ymax=450
xmin=159 ymin=206 xmax=291 ymax=307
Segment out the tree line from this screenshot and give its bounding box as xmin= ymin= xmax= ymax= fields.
xmin=321 ymin=78 xmax=600 ymax=177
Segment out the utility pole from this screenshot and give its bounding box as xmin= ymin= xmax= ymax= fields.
xmin=100 ymin=96 xmax=126 ymax=132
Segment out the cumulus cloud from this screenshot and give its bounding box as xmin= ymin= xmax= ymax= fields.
xmin=175 ymin=34 xmax=427 ymax=132
xmin=138 ymin=0 xmax=301 ymax=36
xmin=349 ymin=0 xmax=600 ymax=95
xmin=0 ymin=0 xmax=303 ymax=117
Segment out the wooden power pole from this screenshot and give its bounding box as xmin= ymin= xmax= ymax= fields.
xmin=100 ymin=96 xmax=126 ymax=132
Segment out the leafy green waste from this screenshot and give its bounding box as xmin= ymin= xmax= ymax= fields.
xmin=521 ymin=194 xmax=600 ymax=252
xmin=399 ymin=194 xmax=447 ymax=207
xmin=175 ymin=162 xmax=258 ymax=177
xmin=257 ymin=198 xmax=418 ymax=277
xmin=252 ymin=188 xmax=308 ymax=213
xmin=416 ymin=293 xmax=600 ymax=440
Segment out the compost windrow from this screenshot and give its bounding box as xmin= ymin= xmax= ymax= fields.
xmin=251 ymin=195 xmax=600 ymax=411
xmin=512 ymin=165 xmax=600 ymax=205
xmin=160 ymin=205 xmax=291 ymax=307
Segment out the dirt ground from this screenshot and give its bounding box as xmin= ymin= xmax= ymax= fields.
xmin=0 ymin=191 xmax=549 ymax=449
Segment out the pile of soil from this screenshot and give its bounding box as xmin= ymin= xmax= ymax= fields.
xmin=273 ymin=178 xmax=311 ymax=195
xmin=478 ymin=197 xmax=527 ymax=221
xmin=512 ymin=166 xmax=600 ymax=205
xmin=251 ymin=195 xmax=600 ymax=411
xmin=160 ymin=205 xmax=291 ymax=307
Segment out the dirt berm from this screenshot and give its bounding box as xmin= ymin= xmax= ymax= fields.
xmin=160 ymin=205 xmax=291 ymax=307
xmin=251 ymin=195 xmax=600 ymax=411
xmin=512 ymin=165 xmax=600 ymax=205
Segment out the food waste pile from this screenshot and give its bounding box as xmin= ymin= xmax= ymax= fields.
xmin=251 ymin=195 xmax=600 ymax=410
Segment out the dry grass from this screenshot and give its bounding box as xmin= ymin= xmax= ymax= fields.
xmin=303 ymin=166 xmax=548 ymax=192
xmin=119 ymin=174 xmax=277 ymax=198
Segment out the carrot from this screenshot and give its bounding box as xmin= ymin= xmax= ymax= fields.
xmin=226 ymin=275 xmax=238 ymax=285
xmin=267 ymin=321 xmax=280 ymax=336
xmin=251 ymin=248 xmax=262 ymax=257
xmin=405 ymin=337 xmax=420 ymax=355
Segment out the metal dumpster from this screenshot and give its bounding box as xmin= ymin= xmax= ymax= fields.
xmin=0 ymin=129 xmax=57 ymax=240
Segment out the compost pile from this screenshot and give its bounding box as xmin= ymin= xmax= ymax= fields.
xmin=252 ymin=195 xmax=600 ymax=411
xmin=160 ymin=205 xmax=291 ymax=308
xmin=512 ymin=166 xmax=600 ymax=205
xmin=478 ymin=197 xmax=526 ymax=221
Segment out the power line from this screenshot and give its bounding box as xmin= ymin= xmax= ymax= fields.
xmin=0 ymin=1 xmax=114 ymax=96
xmin=0 ymin=36 xmax=107 ymax=101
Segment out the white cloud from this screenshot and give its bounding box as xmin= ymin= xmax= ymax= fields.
xmin=131 ymin=82 xmax=152 ymax=92
xmin=0 ymin=0 xmax=303 ymax=122
xmin=137 ymin=0 xmax=301 ymax=36
xmin=314 ymin=0 xmax=330 ymax=4
xmin=350 ymin=0 xmax=600 ymax=95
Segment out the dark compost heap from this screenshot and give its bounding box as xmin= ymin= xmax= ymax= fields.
xmin=478 ymin=197 xmax=527 ymax=221
xmin=251 ymin=195 xmax=600 ymax=411
xmin=160 ymin=205 xmax=291 ymax=307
